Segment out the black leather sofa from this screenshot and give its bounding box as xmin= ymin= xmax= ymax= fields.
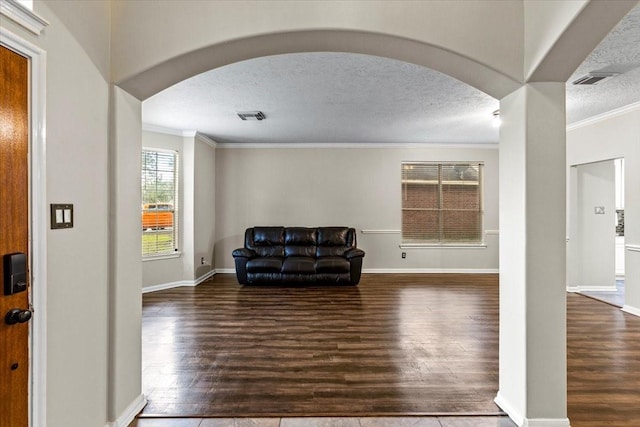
xmin=232 ymin=226 xmax=365 ymax=285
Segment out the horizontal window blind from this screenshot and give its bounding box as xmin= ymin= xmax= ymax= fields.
xmin=401 ymin=162 xmax=483 ymax=244
xmin=141 ymin=149 xmax=179 ymax=256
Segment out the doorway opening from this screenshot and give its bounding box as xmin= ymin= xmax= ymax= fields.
xmin=571 ymin=158 xmax=625 ymax=307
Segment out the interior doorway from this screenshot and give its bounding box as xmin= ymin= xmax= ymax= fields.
xmin=570 ymin=158 xmax=625 ymax=307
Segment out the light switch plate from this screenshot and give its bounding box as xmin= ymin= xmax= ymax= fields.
xmin=594 ymin=206 xmax=605 ymax=215
xmin=51 ymin=204 xmax=73 ymax=229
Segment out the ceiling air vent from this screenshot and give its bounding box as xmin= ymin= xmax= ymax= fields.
xmin=237 ymin=111 xmax=266 ymax=121
xmin=572 ymin=72 xmax=619 ymax=85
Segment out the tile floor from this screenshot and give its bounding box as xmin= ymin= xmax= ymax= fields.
xmin=129 ymin=416 xmax=517 ymax=427
xmin=580 ymin=278 xmax=625 ymax=307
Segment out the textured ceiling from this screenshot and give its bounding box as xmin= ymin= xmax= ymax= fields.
xmin=142 ymin=53 xmax=499 ymax=145
xmin=142 ymin=5 xmax=640 ymax=145
xmin=567 ymin=4 xmax=640 ymax=124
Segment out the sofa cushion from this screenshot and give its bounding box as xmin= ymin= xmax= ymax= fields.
xmin=316 ymin=227 xmax=353 ymax=257
xmin=248 ymin=227 xmax=285 ymax=258
xmin=282 ymin=256 xmax=316 ymax=274
xmin=315 ymin=257 xmax=350 ymax=273
xmin=246 ymin=257 xmax=283 ymax=273
xmin=285 ymin=227 xmax=317 ymax=257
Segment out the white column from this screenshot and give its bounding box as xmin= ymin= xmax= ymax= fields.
xmin=622 ymin=139 xmax=640 ymax=316
xmin=108 ymin=85 xmax=145 ymax=421
xmin=182 ymin=134 xmax=196 ymax=281
xmin=496 ymin=83 xmax=570 ymax=427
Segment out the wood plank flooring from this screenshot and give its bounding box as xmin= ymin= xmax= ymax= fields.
xmin=141 ymin=274 xmax=501 ymax=417
xmin=140 ymin=273 xmax=640 ymax=426
xmin=567 ymin=292 xmax=640 ymax=426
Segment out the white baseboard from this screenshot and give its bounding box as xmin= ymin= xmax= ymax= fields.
xmin=495 ymin=392 xmax=571 ymax=427
xmin=524 ymin=419 xmax=571 ymax=427
xmin=194 ymin=269 xmax=216 ymax=285
xmin=566 ymin=286 xmax=580 ymax=293
xmin=214 ymin=268 xmax=498 ymax=275
xmin=577 ymin=286 xmax=618 ymax=292
xmin=142 ymin=269 xmax=216 ymax=293
xmin=363 ymin=268 xmax=499 ymax=274
xmin=106 ymin=393 xmax=146 ymax=427
xmin=622 ymin=305 xmax=640 ymax=317
xmin=494 ymin=392 xmax=524 ymax=427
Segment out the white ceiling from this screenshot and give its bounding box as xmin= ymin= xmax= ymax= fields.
xmin=142 ymin=5 xmax=640 ymax=145
xmin=567 ymin=3 xmax=640 ymax=124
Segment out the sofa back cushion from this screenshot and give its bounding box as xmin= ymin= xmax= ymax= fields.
xmin=316 ymin=227 xmax=356 ymax=257
xmin=246 ymin=227 xmax=285 ymax=257
xmin=284 ymin=227 xmax=317 ymax=257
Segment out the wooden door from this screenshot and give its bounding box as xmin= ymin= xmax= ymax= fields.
xmin=0 ymin=44 xmax=30 ymax=427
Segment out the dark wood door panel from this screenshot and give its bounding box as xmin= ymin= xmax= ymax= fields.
xmin=0 ymin=44 xmax=30 ymax=427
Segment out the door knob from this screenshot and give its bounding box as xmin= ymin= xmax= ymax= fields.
xmin=5 ymin=308 xmax=32 ymax=325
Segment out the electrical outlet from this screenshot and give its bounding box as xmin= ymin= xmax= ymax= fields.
xmin=401 ymin=252 xmax=406 ymax=259
xmin=201 ymin=257 xmax=205 ymax=264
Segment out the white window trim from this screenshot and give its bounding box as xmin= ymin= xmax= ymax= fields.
xmin=401 ymin=161 xmax=485 ymax=245
xmin=142 ymin=252 xmax=182 ymax=262
xmin=141 ymin=148 xmax=179 ymax=257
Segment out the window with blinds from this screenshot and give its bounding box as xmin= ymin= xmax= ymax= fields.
xmin=401 ymin=162 xmax=484 ymax=245
xmin=141 ymin=149 xmax=179 ymax=256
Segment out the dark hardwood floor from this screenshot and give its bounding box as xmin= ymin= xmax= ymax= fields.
xmin=140 ymin=273 xmax=640 ymax=426
xmin=567 ymin=292 xmax=640 ymax=426
xmin=141 ymin=274 xmax=501 ymax=417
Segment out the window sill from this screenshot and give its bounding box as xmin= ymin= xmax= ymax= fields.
xmin=399 ymin=244 xmax=487 ymax=249
xmin=142 ymin=252 xmax=182 ymax=262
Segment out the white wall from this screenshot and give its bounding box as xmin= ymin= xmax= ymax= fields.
xmin=523 ymin=0 xmax=588 ymax=79
xmin=574 ymin=160 xmax=616 ymax=290
xmin=111 ymin=0 xmax=525 ymax=99
xmin=214 ymin=145 xmax=499 ymax=272
xmin=109 ymin=86 xmax=143 ymax=422
xmin=193 ymin=135 xmax=216 ymax=278
xmin=2 ymin=2 xmax=112 ymax=426
xmin=0 ymin=2 xmax=630 ymax=427
xmin=567 ymin=104 xmax=640 ymax=312
xmin=141 ymin=131 xmax=186 ymax=287
xmin=141 ymin=131 xmax=217 ymax=288
xmin=497 ymin=82 xmax=568 ymax=425
xmin=496 ymin=88 xmax=527 ymax=418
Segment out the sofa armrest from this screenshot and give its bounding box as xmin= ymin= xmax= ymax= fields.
xmin=345 ymin=248 xmax=365 ymax=259
xmin=232 ymin=248 xmax=256 ymax=259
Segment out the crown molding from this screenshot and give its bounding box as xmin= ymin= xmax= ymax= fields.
xmin=567 ymin=101 xmax=640 ymax=131
xmin=0 ymin=0 xmax=48 ymax=35
xmin=195 ymin=132 xmax=217 ymax=149
xmin=141 ymin=125 xmax=218 ymax=148
xmin=141 ymin=123 xmax=185 ymax=137
xmin=215 ymin=141 xmax=499 ymax=149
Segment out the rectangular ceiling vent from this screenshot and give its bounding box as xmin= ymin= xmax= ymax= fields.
xmin=572 ymin=72 xmax=619 ymax=85
xmin=237 ymin=111 xmax=266 ymax=121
